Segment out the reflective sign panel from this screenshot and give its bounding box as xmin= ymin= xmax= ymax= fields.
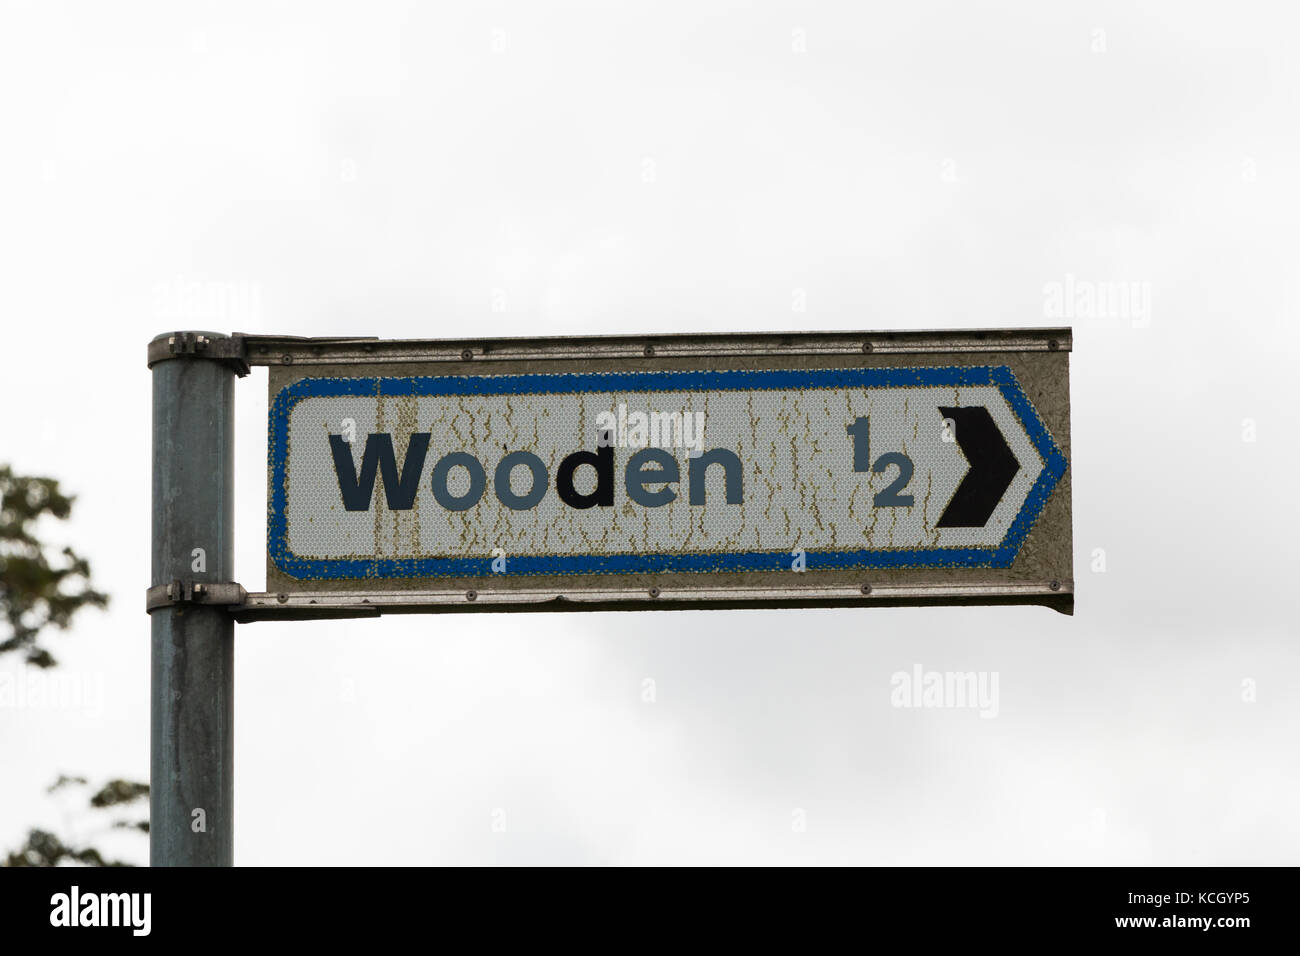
xmin=255 ymin=332 xmax=1072 ymax=616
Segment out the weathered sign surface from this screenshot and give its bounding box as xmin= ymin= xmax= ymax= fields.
xmin=249 ymin=330 xmax=1072 ymax=616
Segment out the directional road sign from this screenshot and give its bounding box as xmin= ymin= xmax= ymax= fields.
xmin=248 ymin=330 xmax=1072 ymax=616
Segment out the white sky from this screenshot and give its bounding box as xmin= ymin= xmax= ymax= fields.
xmin=1 ymin=0 xmax=1297 ymax=864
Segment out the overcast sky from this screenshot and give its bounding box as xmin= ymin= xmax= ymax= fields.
xmin=1 ymin=0 xmax=1297 ymax=864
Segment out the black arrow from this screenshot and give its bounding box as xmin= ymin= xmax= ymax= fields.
xmin=936 ymin=407 xmax=1020 ymax=528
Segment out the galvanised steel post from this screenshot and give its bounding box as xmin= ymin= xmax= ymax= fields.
xmin=148 ymin=331 xmax=238 ymax=866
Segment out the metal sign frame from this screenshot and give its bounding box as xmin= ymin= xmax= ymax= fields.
xmin=250 ymin=328 xmax=1072 ymax=619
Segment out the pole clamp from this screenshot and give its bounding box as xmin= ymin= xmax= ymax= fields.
xmin=146 ymin=580 xmax=248 ymax=613
xmin=146 ymin=332 xmax=250 ymax=377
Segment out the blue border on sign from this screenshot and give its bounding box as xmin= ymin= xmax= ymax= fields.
xmin=267 ymin=365 xmax=1068 ymax=579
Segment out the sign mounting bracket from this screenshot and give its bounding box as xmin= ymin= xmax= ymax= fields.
xmin=145 ymin=580 xmax=248 ymax=613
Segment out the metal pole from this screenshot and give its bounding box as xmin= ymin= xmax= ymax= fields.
xmin=149 ymin=331 xmax=237 ymax=866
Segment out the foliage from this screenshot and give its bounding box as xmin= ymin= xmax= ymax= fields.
xmin=0 ymin=465 xmax=108 ymax=668
xmin=0 ymin=465 xmax=145 ymax=866
xmin=4 ymin=778 xmax=150 ymax=867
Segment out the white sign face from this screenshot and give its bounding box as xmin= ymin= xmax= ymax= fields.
xmin=267 ymin=365 xmax=1067 ymax=582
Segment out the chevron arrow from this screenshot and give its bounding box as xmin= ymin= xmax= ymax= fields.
xmin=936 ymin=406 xmax=1020 ymax=528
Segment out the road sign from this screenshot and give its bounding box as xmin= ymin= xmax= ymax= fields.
xmin=247 ymin=330 xmax=1072 ymax=616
